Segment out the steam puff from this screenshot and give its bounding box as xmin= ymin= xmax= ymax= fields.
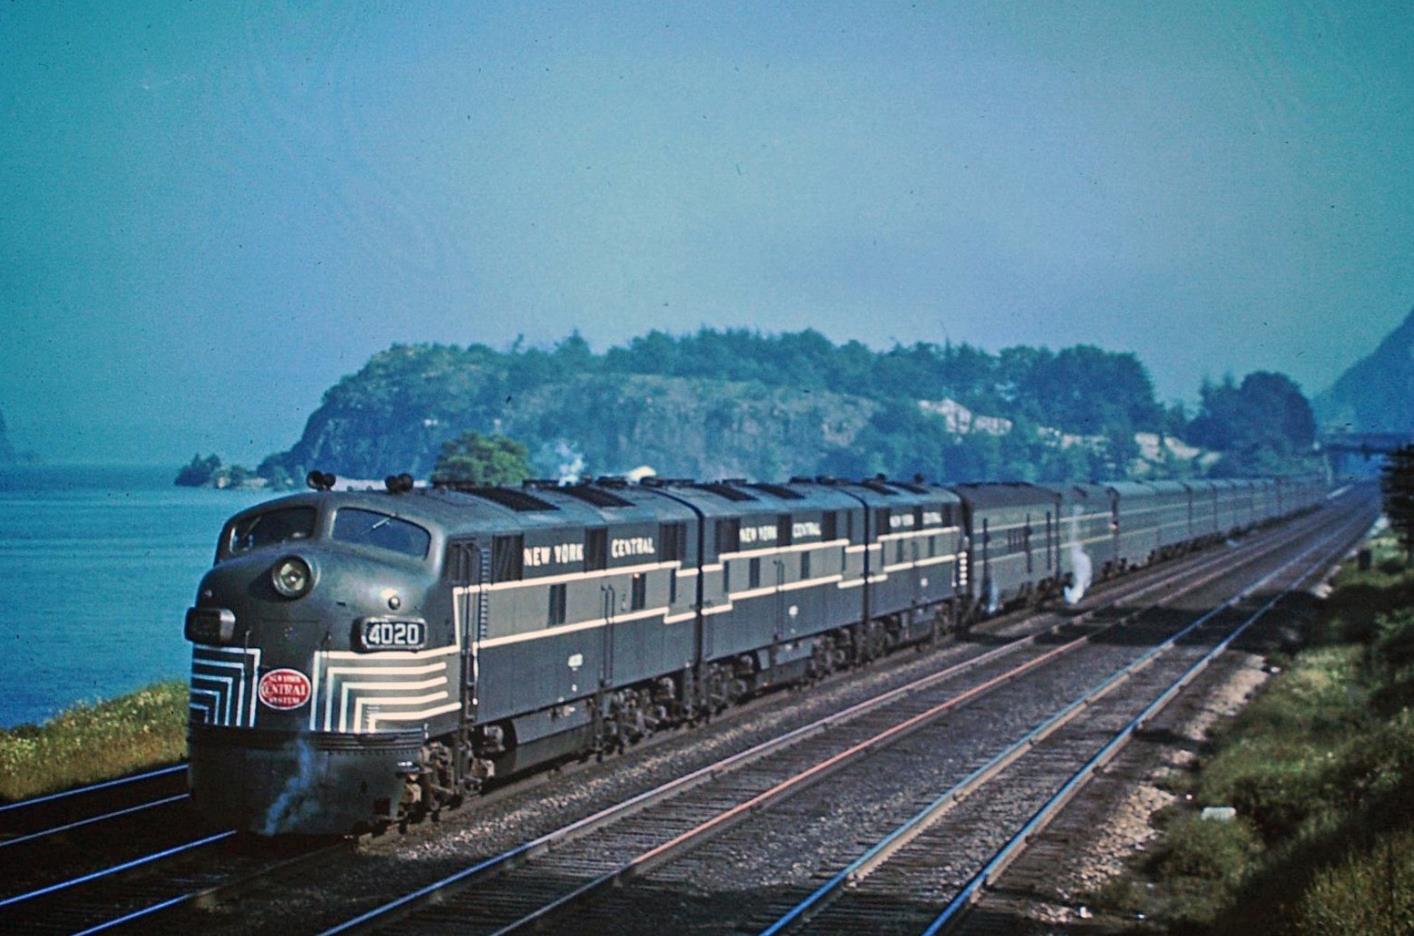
xmin=984 ymin=577 xmax=1000 ymax=615
xmin=262 ymin=738 xmax=320 ymax=836
xmin=1064 ymin=541 xmax=1092 ymax=605
xmin=555 ymin=441 xmax=586 ymax=485
xmin=1063 ymin=505 xmax=1093 ymax=605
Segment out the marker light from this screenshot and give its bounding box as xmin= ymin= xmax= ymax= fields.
xmin=272 ymin=555 xmax=314 ymax=598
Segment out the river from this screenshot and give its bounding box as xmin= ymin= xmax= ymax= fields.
xmin=0 ymin=465 xmax=269 ymax=727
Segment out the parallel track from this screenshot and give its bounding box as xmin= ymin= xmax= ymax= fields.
xmin=0 ymin=764 xmax=188 ymax=846
xmin=0 ymin=824 xmax=348 ymax=935
xmin=758 ymin=502 xmax=1371 ymax=934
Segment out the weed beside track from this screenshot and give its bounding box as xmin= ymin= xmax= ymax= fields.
xmin=0 ymin=681 xmax=186 ymax=802
xmin=1088 ymin=531 xmax=1414 ymax=934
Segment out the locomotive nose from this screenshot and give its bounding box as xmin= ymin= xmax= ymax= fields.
xmin=188 ymin=727 xmax=419 ymax=836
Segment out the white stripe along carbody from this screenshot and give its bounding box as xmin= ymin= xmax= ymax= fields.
xmin=183 ymin=474 xmax=1326 ymax=834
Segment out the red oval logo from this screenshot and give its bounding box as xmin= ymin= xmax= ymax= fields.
xmin=258 ymin=668 xmax=311 ymax=710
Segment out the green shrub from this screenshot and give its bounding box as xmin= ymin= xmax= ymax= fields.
xmin=1196 ymin=649 xmax=1366 ymax=842
xmin=1326 ymin=710 xmax=1414 ymax=819
xmin=1220 ymin=755 xmax=1332 ymax=843
xmin=1294 ymin=829 xmax=1414 ymax=936
xmin=0 ymin=682 xmax=187 ymax=801
xmin=1156 ymin=813 xmax=1260 ymax=882
xmin=1101 ymin=536 xmax=1414 ymax=934
xmin=1224 ymin=646 xmax=1364 ymax=739
xmin=1374 ymin=608 xmax=1414 ymax=671
xmin=1322 ymin=541 xmax=1414 ymax=646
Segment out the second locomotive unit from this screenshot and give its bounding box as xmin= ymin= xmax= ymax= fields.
xmin=185 ymin=471 xmax=1322 ymax=834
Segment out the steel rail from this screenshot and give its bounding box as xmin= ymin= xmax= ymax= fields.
xmin=0 ymin=829 xmax=235 ymax=910
xmin=0 ymin=793 xmax=189 ymax=849
xmin=758 ymin=507 xmax=1366 ymax=934
xmin=69 ymin=838 xmax=353 ymax=935
xmin=324 ymin=501 xmax=1337 ymax=934
xmin=0 ymin=763 xmax=186 ymax=814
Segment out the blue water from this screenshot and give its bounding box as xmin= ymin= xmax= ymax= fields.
xmin=0 ymin=465 xmax=269 ymax=727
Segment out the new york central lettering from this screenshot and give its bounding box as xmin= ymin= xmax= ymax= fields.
xmin=739 ymin=525 xmax=778 ymax=545
xmin=611 ymin=536 xmax=655 ymax=558
xmin=889 ymin=513 xmax=916 ymax=530
xmin=523 ymin=542 xmax=587 ymax=568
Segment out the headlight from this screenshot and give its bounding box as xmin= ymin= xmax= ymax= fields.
xmin=271 ymin=555 xmax=314 ymax=598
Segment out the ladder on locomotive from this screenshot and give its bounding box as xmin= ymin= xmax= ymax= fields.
xmin=451 ymin=541 xmax=491 ymax=779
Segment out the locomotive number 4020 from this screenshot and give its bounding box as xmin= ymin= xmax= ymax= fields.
xmin=358 ymin=618 xmax=427 ymax=651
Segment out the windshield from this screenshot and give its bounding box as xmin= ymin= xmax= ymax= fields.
xmin=226 ymin=506 xmax=317 ymax=556
xmin=332 ymin=508 xmax=430 ymax=559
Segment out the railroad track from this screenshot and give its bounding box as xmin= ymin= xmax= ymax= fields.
xmin=0 ymin=501 xmax=1348 ymax=935
xmin=0 ymin=734 xmax=347 ymax=935
xmin=0 ymin=763 xmax=188 ymax=848
xmin=754 ymin=502 xmax=1372 ymax=935
xmin=0 ymin=822 xmax=348 ymax=935
xmin=308 ymin=495 xmax=1361 ymax=935
xmin=0 ymin=524 xmax=1238 ymax=934
xmin=0 ymin=763 xmax=240 ymax=935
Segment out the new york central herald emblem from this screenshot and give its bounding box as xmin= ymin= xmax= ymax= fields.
xmin=258 ymin=668 xmax=312 ymax=710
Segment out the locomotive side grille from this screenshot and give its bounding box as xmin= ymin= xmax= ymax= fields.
xmin=309 ymin=649 xmax=461 ymax=734
xmin=190 ymin=644 xmax=262 ymax=728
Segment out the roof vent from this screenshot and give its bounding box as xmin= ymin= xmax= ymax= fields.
xmin=433 ymin=482 xmax=559 ymax=511
xmin=695 ymin=482 xmax=757 ymax=502
xmin=746 ymin=482 xmax=804 ymax=500
xmin=561 ymin=485 xmax=635 ymax=508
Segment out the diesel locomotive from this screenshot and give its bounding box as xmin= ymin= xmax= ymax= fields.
xmin=184 ymin=471 xmax=1324 ymax=835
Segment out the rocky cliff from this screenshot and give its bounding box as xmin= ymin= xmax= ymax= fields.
xmin=258 ymin=339 xmax=1219 ymax=485
xmin=1315 ymin=306 xmax=1414 ymax=433
xmin=265 ymin=363 xmax=879 ymax=482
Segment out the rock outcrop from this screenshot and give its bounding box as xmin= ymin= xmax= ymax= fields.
xmin=1315 ymin=305 xmax=1414 ymax=433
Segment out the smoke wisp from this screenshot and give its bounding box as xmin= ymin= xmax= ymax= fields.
xmin=1063 ymin=505 xmax=1093 ymax=605
xmin=1064 ymin=541 xmax=1093 ymax=605
xmin=261 ymin=737 xmax=320 ymax=836
xmin=554 ymin=441 xmax=586 ymax=485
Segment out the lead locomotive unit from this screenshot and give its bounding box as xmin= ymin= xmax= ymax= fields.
xmin=185 ymin=470 xmax=1321 ymax=834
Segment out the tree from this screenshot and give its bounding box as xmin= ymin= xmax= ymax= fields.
xmin=1382 ymin=445 xmax=1414 ymax=562
xmin=1091 ymin=417 xmax=1140 ymax=481
xmin=431 ymin=432 xmax=532 ymax=485
xmin=1188 ymin=371 xmax=1316 ymax=475
xmin=175 ymin=453 xmax=222 ymax=486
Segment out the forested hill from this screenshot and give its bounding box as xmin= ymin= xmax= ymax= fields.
xmin=1315 ymin=305 xmax=1414 ymax=433
xmin=256 ymin=329 xmax=1314 ymax=485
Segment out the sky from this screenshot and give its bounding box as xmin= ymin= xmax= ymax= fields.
xmin=1 ymin=1 xmax=1411 ymax=465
